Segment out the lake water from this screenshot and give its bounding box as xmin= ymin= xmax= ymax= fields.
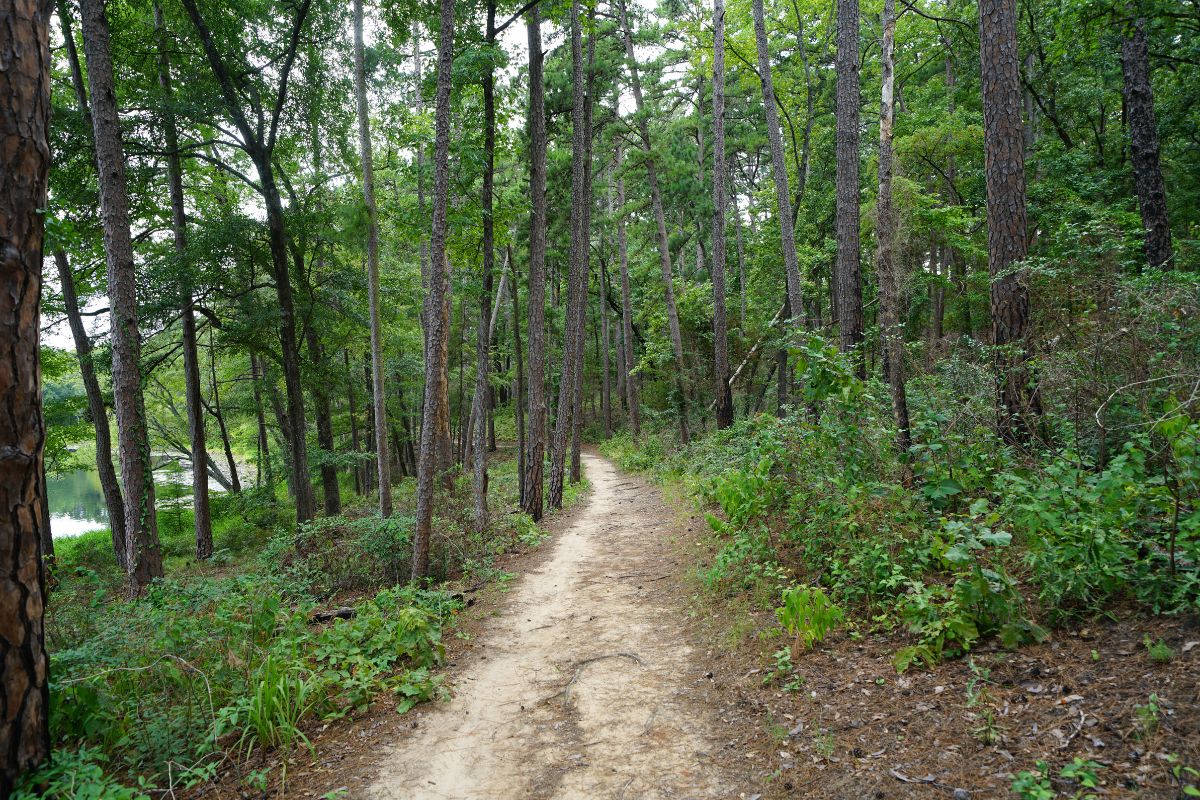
xmin=47 ymin=455 xmax=250 ymax=539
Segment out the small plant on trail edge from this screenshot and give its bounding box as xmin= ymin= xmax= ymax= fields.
xmin=1143 ymin=634 xmax=1173 ymax=664
xmin=1012 ymin=758 xmax=1105 ymax=800
xmin=763 ymin=647 xmax=805 ymax=692
xmin=775 ymin=585 xmax=844 ymax=654
xmin=1134 ymin=693 xmax=1161 ymax=738
xmin=1164 ymin=753 xmax=1200 ymax=797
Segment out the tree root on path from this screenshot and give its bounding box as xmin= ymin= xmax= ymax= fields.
xmin=540 ymin=652 xmax=645 ymax=707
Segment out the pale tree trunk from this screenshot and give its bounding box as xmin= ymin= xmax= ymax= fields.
xmin=751 ymin=0 xmax=805 ymax=327
xmin=509 ymin=250 xmax=527 ymax=505
xmin=711 ymin=0 xmax=734 ymax=429
xmin=0 ymin=0 xmax=52 ymax=786
xmin=1120 ymin=15 xmax=1172 ymax=268
xmin=979 ymin=0 xmax=1040 ymax=442
xmin=154 ymin=3 xmax=212 ymax=557
xmin=80 ymin=0 xmax=163 ymax=596
xmin=523 ymin=5 xmax=549 ymax=521
xmin=412 ymin=0 xmax=455 ymax=579
xmin=599 ymin=252 xmax=612 ymax=438
xmin=355 ymin=0 xmax=393 ymax=516
xmin=733 ymin=190 xmax=747 ymax=327
xmin=836 ymin=0 xmax=865 ymax=376
xmin=344 ymin=350 xmax=361 ymax=493
xmin=570 ymin=22 xmax=596 ymax=485
xmin=252 ymin=354 xmax=274 ymax=496
xmin=549 ymin=0 xmax=589 ymax=510
xmin=875 ymin=0 xmax=911 ymax=471
xmin=615 ymin=144 xmax=641 ymax=436
xmin=55 ymin=1 xmax=127 ymax=567
xmin=204 ymin=332 xmax=241 ymax=496
xmin=617 ymin=0 xmax=689 ymax=443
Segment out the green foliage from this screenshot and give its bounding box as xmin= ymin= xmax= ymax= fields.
xmin=12 ymin=749 xmax=150 ymax=800
xmin=775 ymin=585 xmax=844 ymax=650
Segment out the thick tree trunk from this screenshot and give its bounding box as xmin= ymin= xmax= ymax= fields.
xmin=355 ymin=0 xmax=393 ymax=517
xmin=615 ymin=145 xmax=641 ymax=437
xmin=0 ymin=1 xmax=52 ymax=786
xmin=835 ymin=0 xmax=865 ymax=376
xmin=751 ymin=0 xmax=805 ymax=327
xmin=875 ymin=0 xmax=911 ymax=470
xmin=711 ymin=0 xmax=734 ymax=429
xmin=549 ymin=0 xmax=589 ymax=510
xmin=80 ymin=0 xmax=163 ymax=596
xmin=979 ymin=0 xmax=1040 ymax=442
xmin=1120 ymin=16 xmax=1172 ymax=268
xmin=522 ymin=5 xmax=549 ymax=521
xmin=412 ymin=0 xmax=455 ymax=580
xmin=617 ymin=0 xmax=690 ymax=444
xmin=154 ymin=3 xmax=212 ymax=558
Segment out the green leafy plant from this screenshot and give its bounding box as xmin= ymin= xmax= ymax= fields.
xmin=775 ymin=585 xmax=844 ymax=653
xmin=1143 ymin=634 xmax=1173 ymax=664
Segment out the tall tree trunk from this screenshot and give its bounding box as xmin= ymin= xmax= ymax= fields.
xmin=570 ymin=22 xmax=597 ymax=485
xmin=599 ymin=251 xmax=613 ymax=438
xmin=835 ymin=0 xmax=865 ymax=375
xmin=54 ymin=3 xmax=127 ymax=567
xmin=875 ymin=0 xmax=911 ymax=470
xmin=80 ymin=0 xmax=163 ymax=596
xmin=154 ymin=2 xmax=212 ymax=558
xmin=509 ymin=249 xmax=527 ymax=505
xmin=979 ymin=0 xmax=1040 ymax=442
xmin=751 ymin=0 xmax=805 ymax=327
xmin=711 ymin=0 xmax=734 ymax=429
xmin=304 ymin=327 xmax=340 ymax=516
xmin=344 ymin=350 xmax=362 ymax=494
xmin=1120 ymin=15 xmax=1172 ymax=268
xmin=412 ymin=0 xmax=455 ymax=579
xmin=0 ymin=0 xmax=52 ymax=785
xmin=617 ymin=0 xmax=689 ymax=444
xmin=615 ymin=144 xmax=641 ymax=437
xmin=549 ymin=0 xmax=589 ymax=510
xmin=733 ymin=191 xmax=748 ymax=327
xmin=470 ymin=0 xmax=498 ymax=531
xmin=355 ymin=0 xmax=393 ymax=517
xmin=522 ymin=4 xmax=548 ymax=521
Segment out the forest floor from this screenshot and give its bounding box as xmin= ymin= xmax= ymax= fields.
xmin=269 ymin=452 xmax=1198 ymax=800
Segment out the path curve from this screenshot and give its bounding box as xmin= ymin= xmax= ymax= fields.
xmin=368 ymin=453 xmax=730 ymax=799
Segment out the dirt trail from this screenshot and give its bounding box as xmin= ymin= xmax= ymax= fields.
xmin=368 ymin=453 xmax=733 ymax=799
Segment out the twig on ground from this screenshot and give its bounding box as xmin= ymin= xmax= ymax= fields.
xmin=540 ymin=652 xmax=645 ymax=706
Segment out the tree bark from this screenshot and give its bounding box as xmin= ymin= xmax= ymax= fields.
xmin=355 ymin=0 xmax=392 ymax=517
xmin=835 ymin=0 xmax=865 ymax=375
xmin=615 ymin=144 xmax=641 ymax=437
xmin=979 ymin=0 xmax=1040 ymax=442
xmin=522 ymin=4 xmax=549 ymax=521
xmin=549 ymin=0 xmax=589 ymax=510
xmin=54 ymin=1 xmax=127 ymax=568
xmin=80 ymin=0 xmax=163 ymax=596
xmin=711 ymin=0 xmax=734 ymax=429
xmin=617 ymin=0 xmax=689 ymax=443
xmin=0 ymin=0 xmax=52 ymax=785
xmin=251 ymin=354 xmax=274 ymax=497
xmin=751 ymin=0 xmax=805 ymax=327
xmin=1120 ymin=15 xmax=1172 ymax=268
xmin=412 ymin=0 xmax=455 ymax=579
xmin=875 ymin=0 xmax=911 ymax=470
xmin=154 ymin=2 xmax=213 ymax=557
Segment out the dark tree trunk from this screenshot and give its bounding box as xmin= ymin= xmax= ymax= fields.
xmin=154 ymin=3 xmax=212 ymax=558
xmin=412 ymin=0 xmax=455 ymax=579
xmin=835 ymin=0 xmax=865 ymax=376
xmin=523 ymin=4 xmax=548 ymax=521
xmin=711 ymin=0 xmax=734 ymax=429
xmin=305 ymin=328 xmax=340 ymax=516
xmin=599 ymin=250 xmax=613 ymax=438
xmin=615 ymin=144 xmax=641 ymax=436
xmin=206 ymin=332 xmax=241 ymax=495
xmin=875 ymin=0 xmax=912 ymax=471
xmin=979 ymin=0 xmax=1040 ymax=442
xmin=549 ymin=0 xmax=589 ymax=510
xmin=355 ymin=0 xmax=393 ymax=517
xmin=80 ymin=0 xmax=163 ymax=596
xmin=751 ymin=0 xmax=804 ymax=327
xmin=0 ymin=0 xmax=52 ymax=786
xmin=618 ymin=0 xmax=690 ymax=444
xmin=1120 ymin=16 xmax=1172 ymax=268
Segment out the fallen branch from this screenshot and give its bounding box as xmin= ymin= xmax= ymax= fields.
xmin=309 ymin=606 xmax=356 ymax=623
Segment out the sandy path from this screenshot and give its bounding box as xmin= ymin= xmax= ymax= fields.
xmin=368 ymin=453 xmax=732 ymax=799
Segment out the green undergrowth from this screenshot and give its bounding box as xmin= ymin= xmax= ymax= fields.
xmin=601 ymin=336 xmax=1200 ymax=673
xmin=25 ymin=450 xmax=574 ymax=798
